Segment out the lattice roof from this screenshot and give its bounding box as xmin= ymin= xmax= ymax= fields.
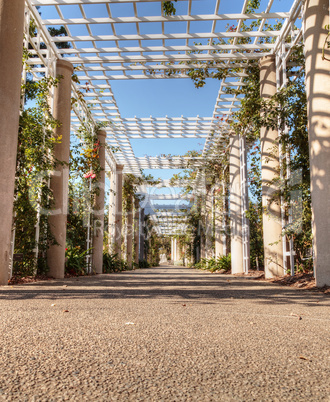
xmin=25 ymin=0 xmax=303 ymax=235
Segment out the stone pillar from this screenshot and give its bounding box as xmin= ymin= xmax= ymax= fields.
xmin=205 ymin=188 xmax=214 ymax=259
xmin=229 ymin=134 xmax=244 ymax=274
xmin=171 ymin=237 xmax=174 ymax=264
xmin=200 ymin=213 xmax=206 ymax=260
xmin=199 ymin=197 xmax=206 ymax=260
xmin=304 ymin=0 xmax=330 ymax=286
xmin=259 ymin=55 xmax=284 ymax=278
xmin=139 ymin=208 xmax=145 ymax=261
xmin=214 ymin=187 xmax=224 ymax=258
xmin=126 ymin=195 xmax=133 ymax=268
xmin=92 ymin=130 xmax=106 ymax=274
xmin=176 ymin=240 xmax=181 ymax=263
xmin=114 ymin=164 xmax=124 ymax=259
xmin=173 ymin=238 xmax=177 ymax=262
xmin=0 ymin=0 xmax=25 ymax=285
xmin=134 ymin=199 xmax=140 ymax=267
xmin=47 ymin=60 xmax=73 ymax=279
xmin=108 ymin=169 xmax=116 ymax=253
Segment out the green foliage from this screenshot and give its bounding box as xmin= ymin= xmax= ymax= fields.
xmin=167 ymin=144 xmax=229 ymax=265
xmin=121 ymin=173 xmax=160 ymax=265
xmin=67 ymin=122 xmax=108 ymax=256
xmin=13 ymin=75 xmax=61 ymax=277
xmin=33 ymin=8 xmax=72 ymax=50
xmin=163 ymin=0 xmax=177 ymax=16
xmin=258 ymin=46 xmax=312 ymax=272
xmin=123 ymin=173 xmax=160 ymax=212
xmin=103 ymin=253 xmax=131 ymax=273
xmin=246 ymin=201 xmax=264 ymax=270
xmin=71 ymin=124 xmax=103 ymax=181
xmin=123 ymin=174 xmax=141 ymax=212
xmin=65 ymin=246 xmax=91 ymax=276
xmin=66 ymin=180 xmax=90 ymax=251
xmin=245 ymin=0 xmax=261 ymax=13
xmin=195 ymin=254 xmax=231 ymax=273
xmin=246 ymin=141 xmax=264 ymax=270
xmin=143 ymin=215 xmax=162 ymax=266
xmin=230 ymin=63 xmax=261 ymax=142
xmin=322 ymin=24 xmax=330 ymax=60
xmin=138 ymin=259 xmax=150 ymax=268
xmin=47 ymin=26 xmax=71 ymax=49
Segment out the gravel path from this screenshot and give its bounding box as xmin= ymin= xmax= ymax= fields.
xmin=0 ymin=265 xmax=329 ymax=401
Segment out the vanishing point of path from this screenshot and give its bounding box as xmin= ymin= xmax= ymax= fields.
xmin=0 ymin=266 xmax=329 ymax=401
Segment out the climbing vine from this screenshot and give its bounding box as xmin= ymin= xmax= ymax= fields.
xmin=13 ymin=74 xmax=61 ymax=277
xmin=143 ymin=215 xmax=162 ymax=266
xmin=162 ymin=0 xmax=177 ymax=16
xmin=66 ymin=121 xmax=112 ymax=274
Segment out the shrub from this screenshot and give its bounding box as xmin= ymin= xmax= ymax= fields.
xmin=65 ymin=246 xmax=91 ymax=276
xmin=138 ymin=259 xmax=150 ymax=268
xmin=103 ymin=253 xmax=131 ymax=273
xmin=194 ymin=254 xmax=231 ymax=273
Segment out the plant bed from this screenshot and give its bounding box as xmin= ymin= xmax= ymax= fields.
xmin=8 ymin=275 xmax=53 ymax=285
xmin=254 ymin=272 xmax=330 ymax=294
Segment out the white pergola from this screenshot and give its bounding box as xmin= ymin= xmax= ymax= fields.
xmin=25 ymin=0 xmax=303 ymax=236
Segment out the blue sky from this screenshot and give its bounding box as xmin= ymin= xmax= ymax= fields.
xmin=114 ymin=78 xmax=220 ymax=161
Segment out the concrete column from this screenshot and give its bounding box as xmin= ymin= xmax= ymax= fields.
xmin=47 ymin=59 xmax=73 ymax=279
xmin=199 ymin=197 xmax=204 ymax=260
xmin=114 ymin=164 xmax=124 ymax=259
xmin=92 ymin=130 xmax=106 ymax=274
xmin=134 ymin=199 xmax=140 ymax=267
xmin=229 ymin=134 xmax=244 ymax=274
xmin=171 ymin=237 xmax=174 ymax=264
xmin=108 ymin=169 xmax=116 ymax=253
xmin=0 ymin=0 xmax=25 ymax=285
xmin=304 ymin=0 xmax=330 ymax=286
xmin=173 ymin=238 xmax=177 ymax=262
xmin=259 ymin=55 xmax=284 ymax=278
xmin=139 ymin=208 xmax=145 ymax=261
xmin=240 ymin=135 xmax=251 ymax=273
xmin=214 ymin=187 xmax=224 ymax=258
xmin=176 ymin=240 xmax=181 ymax=263
xmin=126 ymin=195 xmax=133 ymax=268
xmin=205 ymin=188 xmax=214 ymax=259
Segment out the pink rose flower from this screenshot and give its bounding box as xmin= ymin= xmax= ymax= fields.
xmin=83 ymin=170 xmax=94 ymax=179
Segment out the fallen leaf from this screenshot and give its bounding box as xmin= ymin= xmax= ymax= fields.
xmin=290 ymin=312 xmax=302 ymax=320
xmin=299 ymin=356 xmax=309 ymax=361
xmin=63 ymin=310 xmax=69 ymax=313
xmin=182 ymin=304 xmax=186 ymax=307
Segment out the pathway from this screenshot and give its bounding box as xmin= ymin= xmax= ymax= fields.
xmin=0 ymin=266 xmax=329 ymax=401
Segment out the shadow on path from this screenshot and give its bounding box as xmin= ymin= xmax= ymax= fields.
xmin=1 ymin=265 xmax=329 ymax=306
